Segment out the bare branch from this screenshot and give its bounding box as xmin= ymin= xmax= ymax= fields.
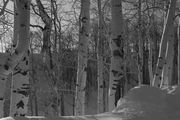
xmin=30 ymin=24 xmax=43 ymax=30
xmin=31 ymin=3 xmax=40 ymax=16
xmin=36 ymin=0 xmax=51 ymax=24
xmin=0 ymin=0 xmax=9 ymax=16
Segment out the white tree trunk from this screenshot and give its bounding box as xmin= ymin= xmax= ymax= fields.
xmin=10 ymin=50 xmax=30 ymax=117
xmin=0 ymin=0 xmax=20 ymax=117
xmin=152 ymin=0 xmax=176 ymax=87
xmin=178 ymin=17 xmax=180 ymax=85
xmin=0 ymin=0 xmax=30 ymax=117
xmin=137 ymin=0 xmax=143 ymax=85
xmin=13 ymin=0 xmax=19 ymax=48
xmin=161 ymin=37 xmax=174 ymax=88
xmin=75 ymin=0 xmax=90 ymax=116
xmin=97 ymin=0 xmax=104 ymax=114
xmin=0 ymin=75 xmax=7 ymax=118
xmin=0 ymin=0 xmax=30 ymax=75
xmin=9 ymin=0 xmax=30 ymax=117
xmin=147 ymin=8 xmax=154 ymax=85
xmin=109 ymin=0 xmax=124 ymax=111
xmin=148 ymin=40 xmax=153 ymax=85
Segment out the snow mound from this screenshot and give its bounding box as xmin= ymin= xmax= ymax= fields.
xmin=164 ymin=86 xmax=180 ymax=119
xmin=113 ymin=85 xmax=167 ymax=120
xmin=112 ymin=85 xmax=180 ymax=120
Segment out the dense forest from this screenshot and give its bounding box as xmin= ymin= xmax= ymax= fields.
xmin=0 ymin=0 xmax=180 ymax=120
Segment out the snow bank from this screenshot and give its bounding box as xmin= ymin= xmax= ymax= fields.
xmin=113 ymin=85 xmax=180 ymax=120
xmin=165 ymin=86 xmax=180 ymax=119
xmin=113 ymin=85 xmax=167 ymax=120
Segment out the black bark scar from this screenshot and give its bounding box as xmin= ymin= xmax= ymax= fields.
xmin=4 ymin=64 xmax=9 ymax=71
xmin=16 ymin=100 xmax=24 ymax=109
xmin=112 ymin=70 xmax=118 ymax=76
xmin=112 ymin=35 xmax=123 ymax=47
xmin=13 ymin=70 xmax=28 ymax=76
xmin=13 ymin=90 xmax=29 ymax=97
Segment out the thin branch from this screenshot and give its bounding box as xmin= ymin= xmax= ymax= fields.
xmin=0 ymin=0 xmax=9 ymax=16
xmin=30 ymin=24 xmax=43 ymax=30
xmin=31 ymin=3 xmax=40 ymax=16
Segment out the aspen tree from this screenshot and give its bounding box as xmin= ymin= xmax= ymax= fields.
xmin=152 ymin=0 xmax=177 ymax=87
xmin=160 ymin=0 xmax=174 ymax=88
xmin=0 ymin=0 xmax=30 ymax=117
xmin=109 ymin=0 xmax=124 ymax=111
xmin=13 ymin=0 xmax=19 ymax=48
xmin=178 ymin=17 xmax=180 ymax=85
xmin=161 ymin=33 xmax=174 ymax=88
xmin=0 ymin=0 xmax=17 ymax=117
xmin=97 ymin=0 xmax=104 ymax=113
xmin=75 ymin=0 xmax=90 ymax=115
xmin=10 ymin=51 xmax=30 ymax=117
xmin=10 ymin=0 xmax=31 ymax=117
xmin=146 ymin=0 xmax=155 ymax=85
xmin=147 ymin=17 xmax=153 ymax=85
xmin=137 ymin=0 xmax=143 ymax=85
xmin=148 ymin=37 xmax=153 ymax=85
xmin=0 ymin=0 xmax=30 ymax=75
xmin=0 ymin=64 xmax=7 ymax=118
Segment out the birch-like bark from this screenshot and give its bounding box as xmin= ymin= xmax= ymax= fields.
xmin=30 ymin=53 xmax=38 ymax=116
xmin=160 ymin=36 xmax=174 ymax=88
xmin=147 ymin=3 xmax=154 ymax=85
xmin=97 ymin=0 xmax=104 ymax=114
xmin=0 ymin=0 xmax=19 ymax=117
xmin=137 ymin=0 xmax=143 ymax=85
xmin=148 ymin=39 xmax=153 ymax=85
xmin=147 ymin=16 xmax=153 ymax=85
xmin=13 ymin=0 xmax=19 ymax=48
xmin=10 ymin=50 xmax=30 ymax=117
xmin=9 ymin=0 xmax=30 ymax=117
xmin=0 ymin=0 xmax=30 ymax=117
xmin=0 ymin=0 xmax=30 ymax=76
xmin=75 ymin=0 xmax=90 ymax=116
xmin=109 ymin=0 xmax=124 ymax=111
xmin=152 ymin=0 xmax=177 ymax=87
xmin=0 ymin=70 xmax=7 ymax=118
xmin=178 ymin=17 xmax=180 ymax=85
xmin=160 ymin=0 xmax=173 ymax=88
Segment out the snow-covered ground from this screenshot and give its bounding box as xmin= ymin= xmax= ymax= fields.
xmin=112 ymin=85 xmax=180 ymax=120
